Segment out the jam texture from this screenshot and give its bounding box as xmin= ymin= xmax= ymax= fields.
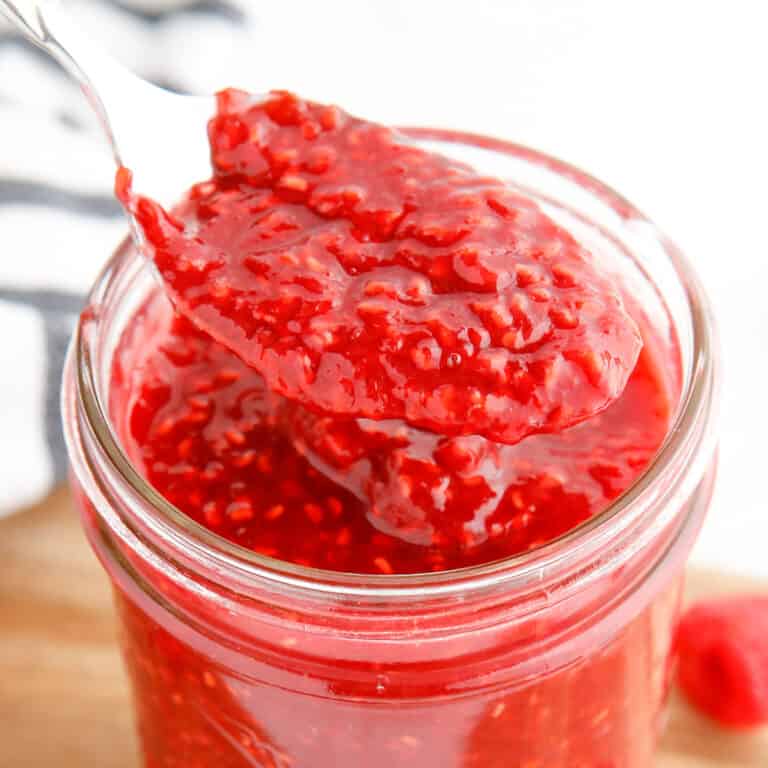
xmin=114 ymin=292 xmax=669 ymax=573
xmin=114 ymin=90 xmax=662 ymax=573
xmin=120 ymin=90 xmax=641 ymax=446
xmin=108 ymin=579 xmax=681 ymax=768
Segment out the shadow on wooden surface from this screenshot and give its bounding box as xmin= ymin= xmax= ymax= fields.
xmin=1 ymin=487 xmax=766 ymax=767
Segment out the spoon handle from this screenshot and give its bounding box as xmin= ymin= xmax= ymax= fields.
xmin=1 ymin=0 xmax=215 ymax=202
xmin=0 ymin=0 xmax=135 ymax=165
xmin=0 ymin=0 xmax=52 ymax=45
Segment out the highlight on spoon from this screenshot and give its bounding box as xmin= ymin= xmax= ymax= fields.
xmin=0 ymin=0 xmax=215 ymax=204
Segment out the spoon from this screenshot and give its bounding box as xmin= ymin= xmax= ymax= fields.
xmin=0 ymin=0 xmax=215 ymax=204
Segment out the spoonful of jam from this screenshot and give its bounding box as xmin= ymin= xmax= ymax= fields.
xmin=118 ymin=89 xmax=642 ymax=445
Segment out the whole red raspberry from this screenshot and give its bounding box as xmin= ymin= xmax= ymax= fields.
xmin=676 ymin=595 xmax=768 ymax=728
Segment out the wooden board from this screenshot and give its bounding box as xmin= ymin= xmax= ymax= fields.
xmin=1 ymin=487 xmax=767 ymax=767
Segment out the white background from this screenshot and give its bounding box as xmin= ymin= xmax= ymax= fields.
xmin=4 ymin=0 xmax=768 ymax=577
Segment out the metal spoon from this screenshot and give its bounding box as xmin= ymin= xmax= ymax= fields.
xmin=0 ymin=0 xmax=215 ymax=204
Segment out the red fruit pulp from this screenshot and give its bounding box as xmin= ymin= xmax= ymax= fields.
xmin=118 ymin=90 xmax=641 ymax=447
xmin=114 ymin=90 xmax=661 ymax=570
xmin=113 ymin=290 xmax=670 ymax=573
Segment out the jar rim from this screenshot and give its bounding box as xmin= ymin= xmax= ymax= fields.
xmin=64 ymin=129 xmax=720 ymax=600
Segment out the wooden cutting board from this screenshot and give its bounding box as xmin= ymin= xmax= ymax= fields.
xmin=1 ymin=487 xmax=766 ymax=767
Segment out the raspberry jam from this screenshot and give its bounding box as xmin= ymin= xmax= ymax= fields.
xmin=119 ymin=90 xmax=641 ymax=447
xmin=64 ymin=95 xmax=720 ymax=768
xmin=112 ymin=291 xmax=669 ymax=574
xmin=115 ymin=90 xmax=654 ymax=573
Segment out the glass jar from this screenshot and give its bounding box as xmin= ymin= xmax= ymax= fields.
xmin=62 ymin=131 xmax=719 ymax=768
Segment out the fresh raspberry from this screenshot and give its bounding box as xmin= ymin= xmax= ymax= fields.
xmin=676 ymin=596 xmax=768 ymax=728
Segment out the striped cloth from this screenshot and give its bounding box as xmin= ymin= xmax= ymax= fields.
xmin=0 ymin=0 xmax=252 ymax=514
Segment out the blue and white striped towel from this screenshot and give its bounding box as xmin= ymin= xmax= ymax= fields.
xmin=0 ymin=0 xmax=253 ymax=514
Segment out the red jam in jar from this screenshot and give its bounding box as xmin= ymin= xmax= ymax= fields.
xmin=65 ymin=91 xmax=719 ymax=768
xmin=112 ymin=291 xmax=669 ymax=575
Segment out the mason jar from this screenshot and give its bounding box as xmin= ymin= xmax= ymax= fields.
xmin=62 ymin=130 xmax=719 ymax=768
